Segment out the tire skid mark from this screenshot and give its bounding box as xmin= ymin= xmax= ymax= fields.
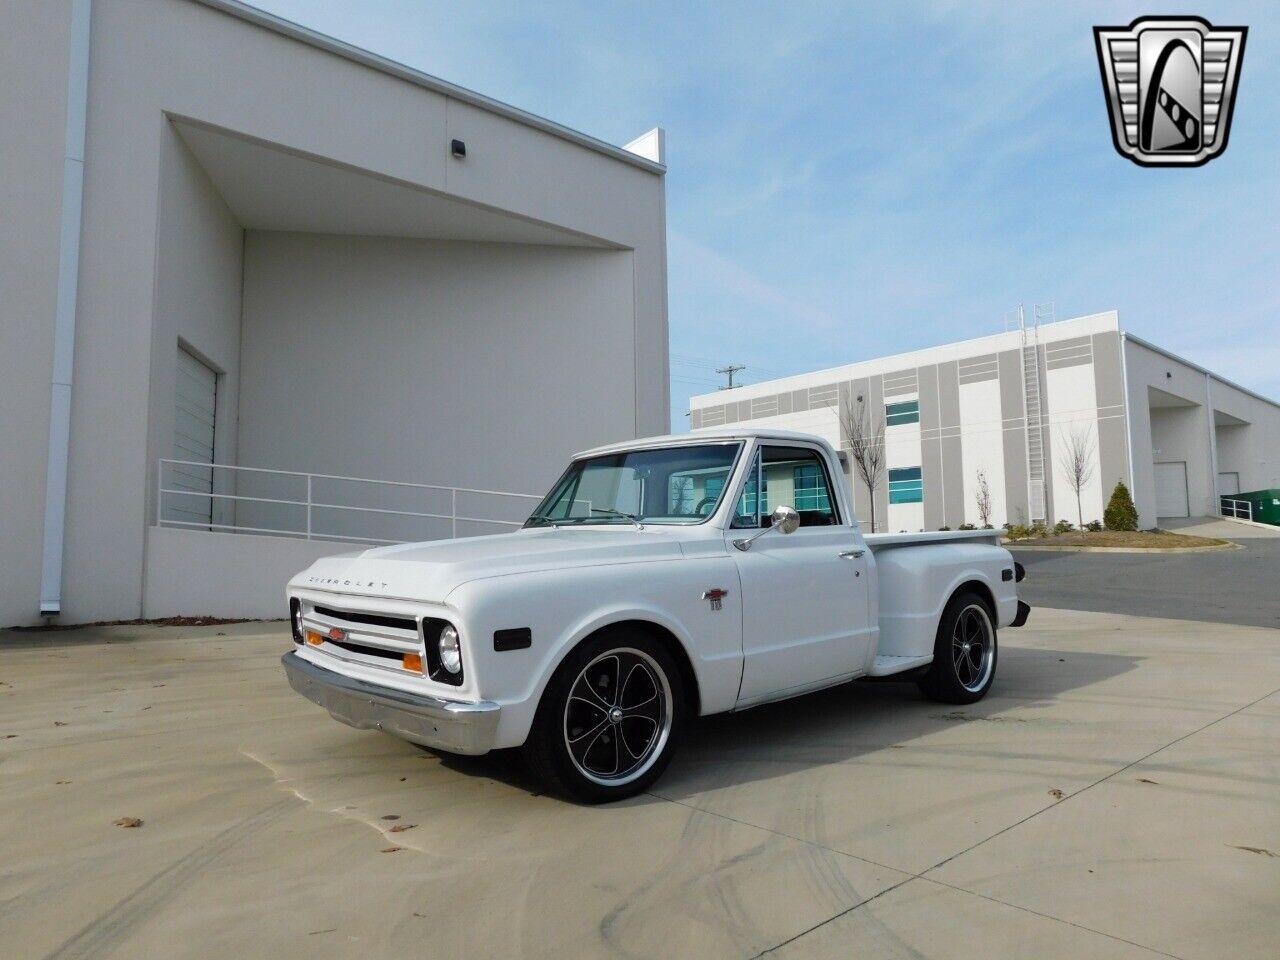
xmin=597 ymin=801 xmax=774 ymax=959
xmin=42 ymin=798 xmax=296 ymax=960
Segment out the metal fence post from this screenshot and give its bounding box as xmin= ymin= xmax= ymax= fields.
xmin=306 ymin=475 xmax=313 ymax=540
xmin=451 ymin=489 xmax=457 ymax=539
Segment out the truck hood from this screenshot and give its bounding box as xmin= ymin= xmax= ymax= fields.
xmin=290 ymin=528 xmax=685 ymax=603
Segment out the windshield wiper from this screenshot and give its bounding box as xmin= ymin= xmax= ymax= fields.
xmin=524 ymin=513 xmax=562 ymax=528
xmin=590 ymin=508 xmax=644 ymax=530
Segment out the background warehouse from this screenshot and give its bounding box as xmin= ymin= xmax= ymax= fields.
xmin=690 ymin=311 xmax=1280 ymax=532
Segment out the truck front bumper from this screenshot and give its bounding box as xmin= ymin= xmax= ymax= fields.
xmin=282 ymin=652 xmax=501 ymax=755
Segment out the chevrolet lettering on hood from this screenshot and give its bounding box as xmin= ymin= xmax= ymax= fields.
xmin=306 ymin=576 xmax=389 ymax=590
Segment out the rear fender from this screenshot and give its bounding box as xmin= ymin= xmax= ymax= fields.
xmin=872 ymin=543 xmax=1016 ymax=658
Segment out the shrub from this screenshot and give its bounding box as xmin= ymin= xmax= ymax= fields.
xmin=1006 ymin=523 xmax=1035 ymax=540
xmin=1029 ymin=522 xmax=1050 ymax=538
xmin=1053 ymin=519 xmax=1074 ymax=535
xmin=938 ymin=525 xmax=951 ymax=531
xmin=1085 ymin=520 xmax=1103 ymax=532
xmin=958 ymin=522 xmax=976 ymax=530
xmin=1104 ymin=481 xmax=1139 ymax=531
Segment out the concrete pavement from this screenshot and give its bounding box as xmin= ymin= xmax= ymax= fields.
xmin=2 ymin=609 xmax=1278 ymax=960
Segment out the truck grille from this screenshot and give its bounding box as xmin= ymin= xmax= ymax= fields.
xmin=301 ymin=601 xmax=421 ymax=670
xmin=313 ymin=605 xmax=417 ymax=633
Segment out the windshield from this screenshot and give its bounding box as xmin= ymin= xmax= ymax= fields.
xmin=526 ymin=442 xmax=743 ymax=527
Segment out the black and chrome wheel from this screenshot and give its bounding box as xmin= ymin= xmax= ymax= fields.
xmin=918 ymin=591 xmax=998 ymax=704
xmin=524 ymin=631 xmax=684 ymax=803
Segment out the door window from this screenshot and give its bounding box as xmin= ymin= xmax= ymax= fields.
xmin=733 ymin=446 xmax=839 ymax=527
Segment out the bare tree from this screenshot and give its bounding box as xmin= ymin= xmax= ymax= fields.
xmin=1057 ymin=424 xmax=1097 ymax=529
xmin=838 ymin=397 xmax=885 ymax=533
xmin=975 ymin=468 xmax=993 ymax=528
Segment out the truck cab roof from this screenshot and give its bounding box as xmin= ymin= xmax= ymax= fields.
xmin=576 ymin=427 xmax=833 ymax=459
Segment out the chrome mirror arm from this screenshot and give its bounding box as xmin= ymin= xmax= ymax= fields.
xmin=733 ymin=504 xmax=799 ymax=551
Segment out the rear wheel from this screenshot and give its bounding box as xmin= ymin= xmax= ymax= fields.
xmin=918 ymin=591 xmax=997 ymax=704
xmin=523 ymin=630 xmax=684 ymax=803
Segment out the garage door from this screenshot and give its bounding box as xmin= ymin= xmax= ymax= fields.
xmin=1154 ymin=461 xmax=1189 ymax=518
xmin=168 ymin=347 xmax=218 ymax=526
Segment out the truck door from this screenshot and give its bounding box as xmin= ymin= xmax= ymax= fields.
xmin=730 ymin=444 xmax=874 ymax=706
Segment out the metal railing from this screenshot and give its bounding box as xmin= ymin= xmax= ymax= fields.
xmin=156 ymin=459 xmax=542 ymax=545
xmin=1220 ymin=497 xmax=1253 ymax=522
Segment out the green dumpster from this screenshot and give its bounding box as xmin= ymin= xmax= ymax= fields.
xmin=1221 ymin=489 xmax=1280 ymax=526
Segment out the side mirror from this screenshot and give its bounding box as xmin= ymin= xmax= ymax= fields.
xmin=733 ymin=504 xmax=800 ymax=550
xmin=771 ymin=504 xmax=800 ymax=535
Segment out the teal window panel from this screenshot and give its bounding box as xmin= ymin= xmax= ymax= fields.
xmin=886 ymin=399 xmax=920 ymax=426
xmin=888 ymin=466 xmax=924 ymax=503
xmin=793 ymin=463 xmax=831 ymax=512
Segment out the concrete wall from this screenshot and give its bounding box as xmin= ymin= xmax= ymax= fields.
xmin=1124 ymin=337 xmax=1280 ymax=527
xmin=0 ymin=2 xmax=74 ymax=628
xmin=1208 ymin=388 xmax=1280 ymax=496
xmin=142 ymin=527 xmax=363 ymax=619
xmin=146 ymin=125 xmax=245 ymax=530
xmin=0 ymin=0 xmax=667 ymax=626
xmin=234 ymin=233 xmax=636 ymax=541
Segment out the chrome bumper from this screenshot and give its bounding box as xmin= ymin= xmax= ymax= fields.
xmin=282 ymin=651 xmax=501 ymax=755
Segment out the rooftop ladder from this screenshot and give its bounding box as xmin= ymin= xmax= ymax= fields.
xmin=1020 ymin=305 xmax=1048 ymax=523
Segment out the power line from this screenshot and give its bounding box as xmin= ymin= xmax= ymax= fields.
xmin=671 ymin=353 xmax=785 ymax=378
xmin=715 ymin=364 xmax=747 ymax=389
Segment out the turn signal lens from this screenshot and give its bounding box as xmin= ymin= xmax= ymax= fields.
xmin=305 ymin=630 xmax=324 ymax=646
xmin=403 ymin=652 xmax=423 ymax=673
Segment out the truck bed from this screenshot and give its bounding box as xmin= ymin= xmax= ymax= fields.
xmin=865 ymin=529 xmax=1003 ymax=549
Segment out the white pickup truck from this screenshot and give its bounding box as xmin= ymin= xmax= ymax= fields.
xmin=284 ymin=428 xmax=1029 ymax=802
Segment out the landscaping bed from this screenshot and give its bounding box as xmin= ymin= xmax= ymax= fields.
xmin=1004 ymin=529 xmax=1228 ymax=549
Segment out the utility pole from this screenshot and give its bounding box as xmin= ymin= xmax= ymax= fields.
xmin=716 ymin=364 xmax=746 ymax=390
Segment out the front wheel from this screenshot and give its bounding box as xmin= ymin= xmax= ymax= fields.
xmin=917 ymin=591 xmax=998 ymax=704
xmin=523 ymin=631 xmax=684 ymax=803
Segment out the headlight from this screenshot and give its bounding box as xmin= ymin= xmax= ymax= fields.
xmin=438 ymin=624 xmax=462 ymax=674
xmin=290 ymin=598 xmax=303 ymax=644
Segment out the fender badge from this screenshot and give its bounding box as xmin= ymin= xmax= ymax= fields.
xmin=702 ymin=588 xmax=728 ymax=611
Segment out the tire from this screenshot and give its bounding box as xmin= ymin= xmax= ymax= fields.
xmin=917 ymin=591 xmax=998 ymax=704
xmin=523 ymin=629 xmax=684 ymax=803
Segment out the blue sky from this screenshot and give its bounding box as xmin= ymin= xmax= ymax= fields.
xmin=251 ymin=1 xmax=1279 ymax=429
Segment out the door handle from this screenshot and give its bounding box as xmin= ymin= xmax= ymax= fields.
xmin=839 ymin=550 xmax=865 ymax=560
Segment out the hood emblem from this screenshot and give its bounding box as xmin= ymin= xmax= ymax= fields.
xmin=702 ymin=588 xmax=728 ymax=611
xmin=327 ymin=627 xmax=347 ymax=641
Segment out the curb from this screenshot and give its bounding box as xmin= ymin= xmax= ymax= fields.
xmin=1006 ymin=541 xmax=1240 ymax=554
xmin=1218 ymin=516 xmax=1280 ymax=534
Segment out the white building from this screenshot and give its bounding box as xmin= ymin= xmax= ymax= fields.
xmin=690 ymin=312 xmax=1280 ymax=533
xmin=1 ymin=0 xmax=668 ymax=627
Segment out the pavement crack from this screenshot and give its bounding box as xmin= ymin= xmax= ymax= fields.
xmin=748 ymin=877 xmax=919 ymax=958
xmin=924 ymin=684 xmax=1280 ymax=875
xmin=918 ymin=878 xmax=1189 ymax=960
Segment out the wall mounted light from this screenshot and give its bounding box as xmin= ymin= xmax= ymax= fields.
xmin=450 ymin=139 xmax=467 ymax=159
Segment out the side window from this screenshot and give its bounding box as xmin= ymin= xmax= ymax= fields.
xmin=736 ymin=446 xmax=839 ymax=528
